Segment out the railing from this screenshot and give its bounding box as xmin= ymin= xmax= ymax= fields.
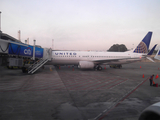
xmin=28 ymin=58 xmax=49 ymax=74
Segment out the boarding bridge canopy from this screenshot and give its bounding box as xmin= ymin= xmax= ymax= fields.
xmin=0 ymin=31 xmax=52 ymax=74
xmin=0 ymin=38 xmax=52 ymax=60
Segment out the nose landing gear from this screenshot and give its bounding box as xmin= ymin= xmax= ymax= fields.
xmin=94 ymin=65 xmax=102 ymax=71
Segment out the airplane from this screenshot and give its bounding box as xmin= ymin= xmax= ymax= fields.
xmin=154 ymin=47 xmax=160 ymax=60
xmin=49 ymin=32 xmax=153 ymax=70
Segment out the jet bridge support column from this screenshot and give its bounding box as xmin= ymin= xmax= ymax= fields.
xmin=33 ymin=40 xmax=36 ymax=61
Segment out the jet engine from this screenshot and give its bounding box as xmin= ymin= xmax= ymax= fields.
xmin=139 ymin=102 xmax=160 ymax=120
xmin=78 ymin=61 xmax=94 ymax=69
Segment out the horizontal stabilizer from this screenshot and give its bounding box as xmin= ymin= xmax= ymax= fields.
xmin=154 ymin=57 xmax=160 ymax=61
xmin=146 ymin=57 xmax=155 ymax=63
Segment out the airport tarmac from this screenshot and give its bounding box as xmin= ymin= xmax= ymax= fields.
xmin=0 ymin=62 xmax=160 ymax=120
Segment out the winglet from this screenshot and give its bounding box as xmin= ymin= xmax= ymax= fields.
xmin=133 ymin=32 xmax=152 ymax=53
xmin=147 ymin=44 xmax=157 ymax=55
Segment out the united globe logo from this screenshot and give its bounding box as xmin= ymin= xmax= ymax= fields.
xmin=134 ymin=41 xmax=148 ymax=53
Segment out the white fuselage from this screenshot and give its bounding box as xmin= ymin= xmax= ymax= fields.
xmin=49 ymin=51 xmax=145 ymax=66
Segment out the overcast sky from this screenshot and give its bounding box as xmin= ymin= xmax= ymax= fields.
xmin=0 ymin=0 xmax=160 ymax=50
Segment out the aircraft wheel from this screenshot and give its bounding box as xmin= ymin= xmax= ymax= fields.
xmin=98 ymin=66 xmax=102 ymax=71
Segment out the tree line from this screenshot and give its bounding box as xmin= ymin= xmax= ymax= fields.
xmin=108 ymin=44 xmax=158 ymax=54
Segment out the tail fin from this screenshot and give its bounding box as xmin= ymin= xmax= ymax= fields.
xmin=147 ymin=44 xmax=157 ymax=55
xmin=133 ymin=32 xmax=152 ymax=53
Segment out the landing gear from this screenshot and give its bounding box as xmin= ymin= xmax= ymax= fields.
xmin=98 ymin=66 xmax=102 ymax=71
xmin=94 ymin=65 xmax=102 ymax=71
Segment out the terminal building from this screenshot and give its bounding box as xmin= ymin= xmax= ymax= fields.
xmin=0 ymin=30 xmax=52 ymax=74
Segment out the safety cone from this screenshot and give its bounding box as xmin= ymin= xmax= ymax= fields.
xmin=73 ymin=68 xmax=74 ymax=71
xmin=104 ymin=67 xmax=106 ymax=69
xmin=155 ymin=74 xmax=159 ymax=79
xmin=68 ymin=66 xmax=70 ymax=68
xmin=153 ymin=81 xmax=155 ymax=84
xmin=140 ymin=66 xmax=141 ymax=68
xmin=142 ymin=74 xmax=144 ymax=78
xmin=59 ymin=66 xmax=60 ymax=69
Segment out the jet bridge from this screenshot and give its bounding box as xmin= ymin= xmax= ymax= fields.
xmin=0 ymin=31 xmax=52 ymax=74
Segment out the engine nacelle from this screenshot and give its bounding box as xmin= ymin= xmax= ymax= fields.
xmin=139 ymin=102 xmax=160 ymax=120
xmin=78 ymin=61 xmax=94 ymax=69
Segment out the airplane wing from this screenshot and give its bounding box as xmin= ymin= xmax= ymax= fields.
xmin=92 ymin=57 xmax=140 ymax=64
xmin=93 ymin=59 xmax=120 ymax=63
